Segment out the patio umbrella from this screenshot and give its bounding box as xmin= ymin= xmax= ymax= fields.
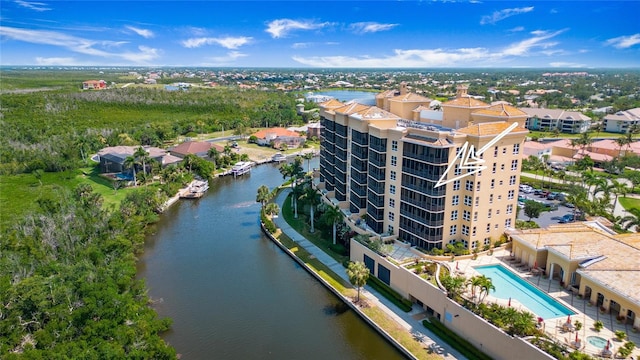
xmin=567 ymin=315 xmax=571 ymax=323
xmin=508 ymin=297 xmax=511 ymax=307
xmin=605 ymin=340 xmax=610 ymax=350
xmin=575 ymin=332 xmax=579 ymax=343
xmin=534 ymin=261 xmax=538 ymax=268
xmin=456 ymin=261 xmax=459 ymax=270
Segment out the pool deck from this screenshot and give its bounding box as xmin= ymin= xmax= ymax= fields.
xmin=454 ymin=248 xmax=640 ymax=359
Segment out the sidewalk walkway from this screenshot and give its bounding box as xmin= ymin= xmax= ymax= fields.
xmin=272 ymin=189 xmax=466 ymax=360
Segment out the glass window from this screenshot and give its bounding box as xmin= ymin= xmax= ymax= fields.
xmin=511 ymin=159 xmax=518 ymax=171
xmin=463 ymin=210 xmax=470 ymax=221
xmin=389 ymin=198 xmax=395 ymax=208
xmin=452 ymin=195 xmax=459 ymax=206
xmin=465 ymin=180 xmax=473 ymax=191
xmin=464 ymin=195 xmax=472 ymax=206
xmin=462 ymin=224 xmax=469 ymax=236
xmin=450 ymin=225 xmax=457 ymax=235
xmin=509 ymin=175 xmax=516 ymax=185
xmin=390 ymin=184 xmax=396 ymax=194
xmin=389 ymin=212 xmax=395 ymax=221
xmin=507 ymin=190 xmax=515 ymax=200
xmin=513 ymin=143 xmax=520 ymax=154
xmin=391 ymin=140 xmax=398 ymax=151
xmin=390 ymin=170 xmax=396 ymax=181
xmin=451 ymin=210 xmax=458 ymax=220
xmin=391 ymin=156 xmax=397 ymax=166
xmin=486 ymin=223 xmax=491 ymax=233
xmin=453 ymin=180 xmax=460 ymax=191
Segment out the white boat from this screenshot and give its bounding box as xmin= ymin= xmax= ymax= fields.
xmin=180 ymin=180 xmax=209 ymax=199
xmin=231 ymin=161 xmax=252 ymax=177
xmin=272 ymin=153 xmax=286 ymax=163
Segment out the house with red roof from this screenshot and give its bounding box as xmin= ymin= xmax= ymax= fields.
xmin=251 ymin=128 xmax=306 ymax=149
xmin=82 ymin=80 xmax=106 ymax=90
xmin=170 ymin=141 xmax=224 ymax=158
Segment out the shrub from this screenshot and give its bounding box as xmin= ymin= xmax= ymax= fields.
xmin=615 ymin=330 xmax=627 ymax=341
xmin=593 ymin=320 xmax=604 ymax=332
xmin=367 ymin=276 xmax=412 ymax=312
xmin=423 ymin=318 xmax=492 ymax=360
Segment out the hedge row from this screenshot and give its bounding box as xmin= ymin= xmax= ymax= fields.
xmin=367 ymin=276 xmax=413 ymax=312
xmin=422 ymin=318 xmax=492 ymax=360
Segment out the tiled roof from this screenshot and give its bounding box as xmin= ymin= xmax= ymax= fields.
xmin=334 ymin=103 xmax=371 ymax=115
xmin=519 ymin=107 xmax=591 ymax=121
xmin=351 ymin=106 xmax=400 ymax=120
xmin=442 ymin=96 xmax=489 ymax=108
xmin=603 ymin=107 xmax=640 ymax=121
xmin=390 ymin=93 xmax=432 ymax=102
xmin=252 ymin=127 xmax=303 ymax=139
xmin=512 ymin=224 xmax=640 ymax=306
xmin=456 ymin=121 xmax=528 ymax=136
xmin=170 ymin=141 xmax=212 ymax=155
xmin=375 ymin=89 xmax=399 ymax=99
xmin=473 ymin=103 xmax=528 ymax=117
xmin=319 ymin=99 xmax=345 ymax=109
xmin=412 ymin=105 xmax=431 ymax=112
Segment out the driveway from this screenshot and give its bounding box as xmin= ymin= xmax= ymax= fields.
xmin=517 ymin=193 xmax=577 ymax=228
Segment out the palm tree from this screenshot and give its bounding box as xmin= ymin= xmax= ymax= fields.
xmin=323 ymin=205 xmax=343 ymax=245
xmin=300 ymin=185 xmax=321 ymax=233
xmin=442 ymin=275 xmax=467 ymax=300
xmin=346 ymin=261 xmax=370 ymax=303
xmin=615 ymin=136 xmax=630 ymax=157
xmin=264 ymin=203 xmax=280 ymax=217
xmin=512 ymin=311 xmax=537 ymax=336
xmin=134 ymin=146 xmax=150 ymax=176
xmin=208 ymin=147 xmax=220 ymax=170
xmin=467 ymin=276 xmax=484 ymax=302
xmin=123 ymin=156 xmax=138 ymax=186
xmin=610 ymin=180 xmax=630 ymax=210
xmin=477 ymin=275 xmax=495 ymax=303
xmin=256 ymin=185 xmax=271 ymax=207
xmin=303 ymin=152 xmax=314 ymax=173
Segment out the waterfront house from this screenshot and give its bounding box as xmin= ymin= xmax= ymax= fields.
xmin=170 ymin=141 xmax=224 ymax=159
xmin=82 ymin=80 xmax=106 ymax=90
xmin=519 ymin=108 xmax=591 ymax=133
xmin=251 ymin=128 xmax=306 ymax=149
xmin=97 ymin=146 xmax=181 ymax=173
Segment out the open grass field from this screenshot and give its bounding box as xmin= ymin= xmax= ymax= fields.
xmin=619 ymin=197 xmax=640 ymax=213
xmin=0 ymin=164 xmax=139 ymax=232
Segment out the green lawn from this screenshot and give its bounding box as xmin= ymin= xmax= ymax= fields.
xmin=619 ymin=197 xmax=640 ymax=213
xmin=0 ymin=165 xmax=139 ymax=232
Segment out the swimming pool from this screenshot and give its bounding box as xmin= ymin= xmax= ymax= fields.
xmin=474 ymin=264 xmax=575 ymax=320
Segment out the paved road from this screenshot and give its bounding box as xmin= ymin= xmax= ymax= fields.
xmin=272 ymin=189 xmax=466 ymax=360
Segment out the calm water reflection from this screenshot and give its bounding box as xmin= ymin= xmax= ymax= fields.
xmin=138 ymin=160 xmax=405 ymax=359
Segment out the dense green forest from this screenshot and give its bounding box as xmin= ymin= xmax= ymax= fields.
xmin=0 ymin=71 xmax=309 ymax=358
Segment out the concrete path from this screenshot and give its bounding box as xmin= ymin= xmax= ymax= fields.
xmin=272 ymin=189 xmax=466 ymax=360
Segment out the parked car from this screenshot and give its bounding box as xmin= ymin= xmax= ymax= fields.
xmin=547 ymin=192 xmax=560 ymax=200
xmin=559 ymin=214 xmax=575 ymax=223
xmin=540 ymin=190 xmax=550 ymax=198
xmin=520 ymin=185 xmax=534 ymax=193
xmin=564 ymin=202 xmax=575 ymax=208
xmin=533 ymin=189 xmax=543 ymax=195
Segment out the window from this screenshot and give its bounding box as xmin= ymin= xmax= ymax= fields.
xmin=499 ymin=180 xmax=503 ymax=186
xmin=507 ymin=190 xmax=515 ymax=200
xmin=496 ymin=209 xmax=500 ymax=215
xmin=462 ymin=224 xmax=469 ymax=236
xmin=489 ymin=194 xmax=494 ymax=204
xmin=471 ymin=241 xmax=478 ymax=249
xmin=452 ymin=195 xmax=459 ymax=206
xmin=390 ymin=170 xmax=396 ymax=181
xmin=472 ymin=226 xmax=477 ymax=236
xmin=465 ymin=180 xmax=474 ymax=191
xmin=391 ymin=140 xmax=398 ymax=151
xmin=509 ymin=175 xmax=516 ymax=186
xmin=506 ymin=204 xmax=513 ymax=214
xmin=492 ymin=163 xmax=497 ymax=173
xmin=390 ymin=184 xmax=396 ymax=194
xmin=513 ymin=143 xmax=520 ymax=155
xmin=451 ymin=210 xmax=458 ymax=220
xmin=389 ymin=198 xmax=395 ymax=208
xmin=476 ymin=182 xmax=481 ymax=191
xmin=464 ymin=195 xmax=472 ymax=206
xmin=389 ymin=212 xmax=395 ymax=221
xmin=498 ymin=195 xmax=502 ymax=200
xmin=453 ymin=180 xmax=460 ymax=191
xmin=487 ymin=209 xmax=492 ymax=218
xmin=501 ymin=164 xmax=505 ymax=171
xmin=454 ymin=164 xmax=461 ymax=176
xmin=391 ymin=156 xmax=397 ymax=166
xmin=505 ymin=218 xmax=512 ymax=228
xmin=495 ymin=224 xmax=499 ymax=229
xmin=484 ymin=237 xmax=491 ymax=246
xmin=475 ymin=196 xmax=479 ymax=206
xmin=450 ymin=225 xmax=457 ymax=235
xmin=494 ymin=146 xmax=498 ymax=157
xmin=511 ymin=159 xmax=518 ymax=171
xmin=486 ymin=223 xmax=491 ymax=233
xmin=502 ymin=147 xmax=507 ymax=154
xmin=388 ymin=225 xmax=394 ymax=233
xmin=474 ymin=211 xmax=478 ymax=221
xmin=463 ymin=210 xmax=471 ymax=221
xmin=491 ymin=179 xmax=495 ymax=189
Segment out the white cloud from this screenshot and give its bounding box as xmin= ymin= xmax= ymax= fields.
xmin=292 ymin=42 xmax=309 ymax=49
xmin=293 ymin=30 xmax=569 ymax=68
xmin=605 ymin=33 xmax=640 ymax=49
xmin=15 ymin=0 xmax=50 ymax=12
xmin=205 ymin=51 xmax=247 ymax=65
xmin=549 ymin=62 xmax=586 ymax=68
xmin=500 ymin=29 xmax=565 ymax=56
xmin=292 ymin=41 xmax=339 ymax=49
xmin=126 ymin=26 xmax=154 ymax=39
xmin=0 ymin=26 xmax=160 ymax=64
xmin=265 ymin=19 xmax=330 ymax=38
xmin=181 ymin=36 xmax=252 ymax=49
xmin=509 ymin=26 xmax=525 ymax=32
xmin=35 ymin=57 xmax=77 ymax=65
xmin=480 ymin=6 xmax=534 ymax=25
xmin=349 ymin=22 xmax=397 ymax=34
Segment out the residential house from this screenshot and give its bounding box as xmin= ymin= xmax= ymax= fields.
xmin=170 ymin=141 xmax=223 ymax=158
xmin=603 ymin=108 xmax=640 ymax=133
xmin=520 ymin=108 xmax=591 ymax=133
xmin=251 ymin=128 xmax=306 ymax=149
xmin=97 ymin=146 xmax=181 ymax=173
xmin=82 ymin=80 xmax=106 ymax=90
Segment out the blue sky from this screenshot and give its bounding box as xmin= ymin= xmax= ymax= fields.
xmin=1 ymin=1 xmax=639 ymax=68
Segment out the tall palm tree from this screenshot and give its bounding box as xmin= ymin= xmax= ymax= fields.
xmin=442 ymin=275 xmax=467 ymax=300
xmin=323 ymin=205 xmax=343 ymax=245
xmin=264 ymin=203 xmax=280 ymax=217
xmin=615 ymin=136 xmax=630 ymax=157
xmin=303 ymin=152 xmax=314 ymax=173
xmin=610 ymin=180 xmax=630 ymax=210
xmin=207 ymin=147 xmax=220 ymax=170
xmin=256 ymin=185 xmax=271 ymax=207
xmin=123 ymin=156 xmax=138 ymax=186
xmin=467 ymin=276 xmax=484 ymax=302
xmin=477 ymin=275 xmax=495 ymax=303
xmin=300 ymin=185 xmax=321 ymax=233
xmin=134 ymin=146 xmax=150 ymax=176
xmin=346 ymin=261 xmax=370 ymax=303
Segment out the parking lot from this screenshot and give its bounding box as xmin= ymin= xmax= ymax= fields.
xmin=517 ymin=190 xmax=579 ymax=228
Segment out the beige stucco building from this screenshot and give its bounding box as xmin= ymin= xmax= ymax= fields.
xmin=319 ymin=85 xmax=529 ymax=251
xmin=509 ymin=223 xmax=640 ymax=328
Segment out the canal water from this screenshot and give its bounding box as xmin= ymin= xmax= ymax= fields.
xmin=311 ymin=90 xmax=377 ymax=105
xmin=137 ymin=159 xmax=405 ymax=359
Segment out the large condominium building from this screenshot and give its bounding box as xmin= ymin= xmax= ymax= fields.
xmin=318 ymin=86 xmax=529 ymax=251
xmin=603 ymin=107 xmax=640 ymax=134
